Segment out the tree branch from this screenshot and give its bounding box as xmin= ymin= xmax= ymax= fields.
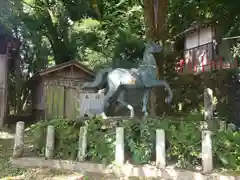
xmin=20 ymin=0 xmax=44 ymax=10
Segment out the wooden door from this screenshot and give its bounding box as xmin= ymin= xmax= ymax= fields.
xmin=44 ymin=85 xmax=64 ymax=119
xmin=64 ymin=88 xmax=80 ymax=120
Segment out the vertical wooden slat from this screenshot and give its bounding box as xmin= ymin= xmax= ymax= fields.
xmin=76 ymin=90 xmax=81 ymax=118
xmin=46 ymin=86 xmax=54 ymax=119
xmin=54 ymin=87 xmax=58 ymax=118
xmin=44 ymin=85 xmax=48 ymax=120
xmin=48 ymin=86 xmax=53 ymax=119
xmin=46 ymin=85 xmax=50 ymax=119
xmin=79 ymin=93 xmax=84 ymax=117
xmin=58 ymin=86 xmax=64 ymax=118
xmin=73 ymin=90 xmax=78 ymax=119
xmin=51 ymin=86 xmax=55 ymax=118
xmin=70 ymin=89 xmax=74 ymax=119
xmin=65 ymin=88 xmax=78 ymax=120
xmin=64 ymin=89 xmax=70 ymax=120
xmin=52 ymin=86 xmax=58 ymax=118
xmin=48 ymin=86 xmax=64 ymax=119
xmin=70 ymin=89 xmax=75 ymax=119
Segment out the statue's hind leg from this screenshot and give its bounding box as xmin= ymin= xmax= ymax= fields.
xmin=102 ymin=82 xmax=118 ymax=118
xmin=117 ymin=88 xmax=135 ymax=118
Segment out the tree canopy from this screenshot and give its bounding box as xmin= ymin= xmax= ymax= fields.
xmin=1 ymin=0 xmax=240 ymax=114
xmin=2 ymin=0 xmax=240 ymax=71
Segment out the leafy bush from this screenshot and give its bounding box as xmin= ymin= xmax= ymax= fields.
xmin=26 ymin=113 xmax=240 ymax=171
xmin=26 ymin=119 xmax=84 ymax=159
xmin=213 ymin=130 xmax=240 ymax=170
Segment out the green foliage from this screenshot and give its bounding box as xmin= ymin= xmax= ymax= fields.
xmin=4 ymin=0 xmax=240 ymax=115
xmin=26 ymin=119 xmax=85 ymax=159
xmin=86 ymin=118 xmax=115 ymax=163
xmin=26 ymin=113 xmax=240 ymax=171
xmin=213 ymin=130 xmax=240 ymax=170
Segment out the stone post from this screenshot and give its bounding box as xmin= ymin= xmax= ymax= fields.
xmin=202 ymin=130 xmax=213 ymax=173
xmin=77 ymin=126 xmax=87 ymax=161
xmin=227 ymin=123 xmax=236 ymax=131
xmin=45 ymin=125 xmax=55 ymax=158
xmin=204 ymin=88 xmax=214 ymax=129
xmin=156 ymin=129 xmax=166 ymax=168
xmin=219 ymin=121 xmax=226 ymax=131
xmin=115 ymin=127 xmax=124 ymax=165
xmin=12 ymin=121 xmax=24 ymax=158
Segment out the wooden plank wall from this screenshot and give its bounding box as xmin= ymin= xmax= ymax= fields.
xmin=44 ymin=85 xmax=105 ymax=120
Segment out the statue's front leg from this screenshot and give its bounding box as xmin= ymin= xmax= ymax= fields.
xmin=162 ymin=81 xmax=173 ymax=104
xmin=140 ymin=72 xmax=157 ymax=88
xmin=142 ymin=88 xmax=150 ymax=116
xmin=145 ymin=79 xmax=173 ymax=104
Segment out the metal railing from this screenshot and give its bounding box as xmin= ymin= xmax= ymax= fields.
xmin=176 ymin=56 xmax=239 ymax=74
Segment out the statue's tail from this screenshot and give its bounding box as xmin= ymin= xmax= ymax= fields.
xmin=82 ymin=68 xmax=112 ymax=89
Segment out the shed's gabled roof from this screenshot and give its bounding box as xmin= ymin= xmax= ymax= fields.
xmin=37 ymin=60 xmax=95 ymax=77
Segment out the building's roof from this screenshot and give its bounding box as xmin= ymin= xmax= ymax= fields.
xmin=174 ymin=20 xmax=217 ymax=39
xmin=37 ymin=60 xmax=95 ymax=77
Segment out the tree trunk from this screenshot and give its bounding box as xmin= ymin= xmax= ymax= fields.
xmin=143 ymin=0 xmax=168 ymax=116
xmin=51 ymin=39 xmax=73 ymax=64
xmin=44 ymin=10 xmax=74 ymax=65
xmin=91 ymin=0 xmax=101 ymax=18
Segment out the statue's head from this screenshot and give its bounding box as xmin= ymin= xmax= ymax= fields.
xmin=144 ymin=41 xmax=162 ymax=54
xmin=140 ymin=41 xmax=161 ymax=66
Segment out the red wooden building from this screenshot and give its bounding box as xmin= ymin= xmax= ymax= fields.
xmin=175 ymin=21 xmax=239 ymax=74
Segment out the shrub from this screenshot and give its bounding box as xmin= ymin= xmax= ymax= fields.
xmin=26 ymin=113 xmax=240 ymax=171
xmin=213 ymin=130 xmax=240 ymax=170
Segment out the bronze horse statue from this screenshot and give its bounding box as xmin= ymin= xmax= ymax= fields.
xmin=82 ymin=41 xmax=173 ymax=118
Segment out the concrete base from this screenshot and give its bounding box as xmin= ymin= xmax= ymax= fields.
xmin=10 ymin=157 xmax=240 ymax=180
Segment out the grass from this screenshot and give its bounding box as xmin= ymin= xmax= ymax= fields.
xmin=0 ymin=130 xmax=27 ymax=178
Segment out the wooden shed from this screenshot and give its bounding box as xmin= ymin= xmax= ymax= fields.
xmin=30 ymin=60 xmax=95 ymax=120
